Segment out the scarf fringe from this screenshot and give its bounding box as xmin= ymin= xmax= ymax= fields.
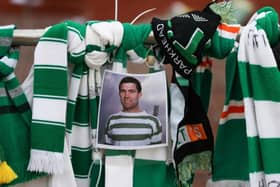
xmin=28 ymin=149 xmax=64 ymax=174
xmin=206 ymin=179 xmax=249 ymax=187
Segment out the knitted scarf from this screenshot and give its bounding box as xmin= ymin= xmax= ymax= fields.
xmin=65 ymin=21 xmax=94 ymax=187
xmin=27 ymin=20 xmax=97 ymax=183
xmin=210 ymin=6 xmax=280 ymax=187
xmin=0 ymin=25 xmax=44 ymax=186
xmin=169 ymin=56 xmax=214 ymax=187
xmin=29 ymin=19 xmax=125 ymax=186
xmin=84 ymin=20 xmax=125 ymax=187
xmin=28 ymin=22 xmax=69 ymax=174
xmin=238 ymin=7 xmax=280 ymax=186
xmin=101 ymin=23 xmax=179 ymax=187
xmin=211 ymin=45 xmax=249 ymax=186
xmin=209 ymin=25 xmax=249 ymax=187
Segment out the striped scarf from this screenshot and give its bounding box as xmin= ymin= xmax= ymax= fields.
xmin=27 ymin=20 xmax=98 ymax=184
xmin=210 ymin=31 xmax=250 ymax=186
xmin=0 ymin=25 xmax=43 ymax=185
xmin=210 ymin=6 xmax=280 ymax=187
xmin=207 ymin=22 xmax=248 ymax=186
xmin=169 ymin=58 xmax=213 ymax=186
xmin=211 ymin=45 xmax=249 ymax=186
xmin=169 ymin=22 xmax=241 ymax=187
xmin=238 ymin=7 xmax=280 ymax=186
xmin=103 ymin=23 xmax=178 ymax=187
xmin=28 ymin=22 xmax=70 ymax=174
xmin=28 ymin=20 xmax=124 ymax=186
xmin=85 ymin=20 xmax=124 ymax=187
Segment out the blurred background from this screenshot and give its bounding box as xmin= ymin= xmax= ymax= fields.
xmin=1 ymin=0 xmax=279 ymax=186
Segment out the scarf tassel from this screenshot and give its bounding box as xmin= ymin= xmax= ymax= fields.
xmin=0 ymin=161 xmax=18 ymax=184
xmin=27 ymin=150 xmax=64 ymax=174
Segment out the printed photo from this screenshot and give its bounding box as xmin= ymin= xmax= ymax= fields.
xmin=96 ymin=70 xmax=168 ymax=150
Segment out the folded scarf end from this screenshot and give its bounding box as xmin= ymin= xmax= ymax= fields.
xmin=27 ymin=149 xmax=64 ymax=174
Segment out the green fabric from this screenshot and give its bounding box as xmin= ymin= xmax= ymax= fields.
xmin=255 ymin=6 xmax=279 ymax=47
xmin=65 ymin=21 xmax=107 ymax=186
xmin=64 ymin=22 xmax=95 ymax=186
xmin=114 ymin=23 xmax=151 ymax=67
xmin=0 ymin=48 xmax=44 ymax=186
xmin=212 ymin=7 xmax=280 ymax=185
xmin=30 ymin=20 xmax=103 ymax=186
xmin=90 ymin=161 xmax=105 ymax=187
xmin=0 ymin=145 xmax=4 ymax=161
xmin=106 ymin=23 xmax=178 ymax=186
xmin=85 ymin=20 xmax=120 ymax=54
xmin=191 ymin=58 xmax=213 ymax=111
xmin=237 ymin=9 xmax=280 ymax=185
xmin=206 ymin=27 xmax=238 ymax=59
xmin=170 ymin=57 xmax=213 ymax=186
xmin=134 ymin=160 xmax=177 ymax=187
xmin=0 ymin=25 xmax=14 ymax=57
xmin=212 ymin=49 xmax=249 ymax=181
xmin=31 ymin=22 xmax=68 ymax=156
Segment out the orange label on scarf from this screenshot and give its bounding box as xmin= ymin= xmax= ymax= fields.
xmin=185 ymin=123 xmax=207 ymax=141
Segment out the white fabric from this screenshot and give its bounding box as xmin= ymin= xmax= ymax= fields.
xmin=48 ymin=138 xmax=77 ymax=187
xmin=112 ymin=62 xmax=125 ymax=72
xmin=127 ymin=49 xmax=146 ymax=64
xmin=89 ymin=21 xmax=123 ymax=47
xmin=206 ymin=178 xmax=249 ymax=187
xmin=105 ymin=156 xmax=134 ymax=187
xmin=244 ymin=98 xmax=280 ymax=138
xmin=135 ymin=147 xmax=167 ymax=161
xmin=85 ymin=21 xmax=124 ymax=69
xmin=85 ymin=51 xmax=109 ymax=69
xmin=21 ymin=65 xmax=34 ymax=106
xmin=169 ymin=83 xmax=185 ymax=142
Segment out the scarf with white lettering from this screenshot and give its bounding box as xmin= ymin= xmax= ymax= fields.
xmin=237 ymin=6 xmax=280 ymax=186
xmin=151 ymin=3 xmax=221 ymax=79
xmin=211 ymin=6 xmax=280 ymax=187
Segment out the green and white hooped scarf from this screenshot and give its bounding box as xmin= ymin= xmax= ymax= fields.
xmin=104 ymin=23 xmax=178 ymax=187
xmin=0 ymin=25 xmax=43 ymax=186
xmin=28 ymin=21 xmax=90 ymax=176
xmin=211 ymin=6 xmax=280 ymax=187
xmin=28 ymin=22 xmax=70 ymax=174
xmin=28 ymin=20 xmax=124 ymax=187
xmin=238 ymin=7 xmax=280 ymax=186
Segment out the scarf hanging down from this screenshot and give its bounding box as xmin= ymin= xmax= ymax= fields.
xmin=28 ymin=19 xmax=125 ymax=187
xmin=28 ymin=20 xmax=93 ymax=175
xmin=0 ymin=25 xmax=43 ymax=186
xmin=238 ymin=6 xmax=280 ymax=186
xmin=210 ymin=6 xmax=280 ymax=187
xmin=99 ymin=22 xmax=178 ymax=187
xmin=205 ymin=15 xmax=246 ymax=187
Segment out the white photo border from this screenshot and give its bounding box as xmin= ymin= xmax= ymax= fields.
xmin=96 ymin=70 xmax=168 ymax=150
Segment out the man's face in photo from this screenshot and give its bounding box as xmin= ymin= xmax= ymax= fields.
xmin=119 ymin=82 xmax=142 ymax=111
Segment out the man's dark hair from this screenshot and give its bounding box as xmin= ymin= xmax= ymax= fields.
xmin=119 ymin=76 xmax=142 ymax=92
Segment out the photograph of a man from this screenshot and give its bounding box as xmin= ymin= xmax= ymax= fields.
xmin=96 ymin=70 xmax=168 ymax=150
xmin=105 ymin=76 xmax=162 ymax=146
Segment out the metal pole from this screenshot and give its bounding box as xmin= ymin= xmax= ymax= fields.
xmin=12 ymin=29 xmax=155 ymax=46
